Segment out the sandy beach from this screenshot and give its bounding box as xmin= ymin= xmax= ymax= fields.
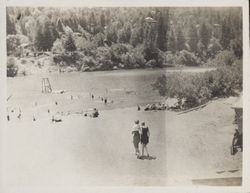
xmin=4 ymin=69 xmax=242 ymax=186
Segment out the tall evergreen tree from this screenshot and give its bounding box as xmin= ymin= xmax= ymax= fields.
xmin=176 ymin=27 xmax=185 ymax=51
xmin=6 ymin=13 xmax=16 ymax=35
xmin=43 ymin=22 xmax=54 ymax=50
xmin=106 ymin=23 xmax=118 ymax=43
xmin=188 ymin=24 xmax=198 ymax=53
xmin=100 ymin=11 xmax=106 ymax=28
xmin=143 ymin=20 xmax=158 ymax=61
xmin=34 ymin=24 xmax=45 ymax=50
xmin=35 ymin=21 xmax=58 ymax=51
xmin=220 ymin=17 xmax=233 ymax=50
xmin=156 ymin=11 xmax=168 ymax=51
xmin=199 ymin=23 xmax=210 ymax=49
xmin=88 ymin=12 xmax=97 ymax=34
xmin=80 ymin=14 xmax=87 ymax=29
xmin=230 ymin=37 xmax=242 ymax=59
xmin=130 ymin=27 xmax=141 ymax=47
xmin=167 ymin=30 xmax=176 ymax=53
xmin=144 ymin=20 xmax=157 ymax=50
xmin=197 ymin=40 xmax=205 ymax=58
xmin=118 ymin=23 xmax=131 ymax=43
xmin=64 ymin=33 xmax=76 ymax=52
xmin=57 ymin=18 xmax=64 ymax=32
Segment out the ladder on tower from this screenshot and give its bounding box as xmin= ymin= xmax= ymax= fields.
xmin=42 ymin=78 xmax=52 ymax=93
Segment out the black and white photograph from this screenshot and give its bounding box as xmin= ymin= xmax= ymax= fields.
xmin=2 ymin=0 xmax=247 ymax=189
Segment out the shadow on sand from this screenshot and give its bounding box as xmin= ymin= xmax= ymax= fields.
xmin=137 ymin=155 xmax=156 ymax=160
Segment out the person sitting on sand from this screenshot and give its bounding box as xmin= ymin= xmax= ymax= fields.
xmin=132 ymin=120 xmax=141 ymax=156
xmin=52 ymin=113 xmax=62 ymax=122
xmin=92 ymin=108 xmax=99 ymax=118
xmin=140 ymin=122 xmax=150 ymax=157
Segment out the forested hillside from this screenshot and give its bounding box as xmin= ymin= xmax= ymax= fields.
xmin=6 ymin=7 xmax=242 ymax=75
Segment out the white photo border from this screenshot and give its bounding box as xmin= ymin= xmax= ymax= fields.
xmin=0 ymin=0 xmax=249 ymax=192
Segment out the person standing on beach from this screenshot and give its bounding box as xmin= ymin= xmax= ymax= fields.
xmin=17 ymin=108 xmax=21 ymax=120
xmin=132 ymin=120 xmax=141 ymax=156
xmin=140 ymin=122 xmax=150 ymax=157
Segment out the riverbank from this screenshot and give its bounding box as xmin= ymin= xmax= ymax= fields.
xmin=8 ymin=55 xmax=216 ymax=77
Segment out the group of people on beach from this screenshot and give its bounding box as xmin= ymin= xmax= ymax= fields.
xmin=90 ymin=93 xmax=113 ymax=105
xmin=132 ymin=120 xmax=150 ymax=159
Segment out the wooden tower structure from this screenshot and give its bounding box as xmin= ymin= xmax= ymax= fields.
xmin=42 ymin=78 xmax=52 ymax=93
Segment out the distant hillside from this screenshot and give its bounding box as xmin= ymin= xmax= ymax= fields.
xmin=6 ymin=7 xmax=242 ymax=75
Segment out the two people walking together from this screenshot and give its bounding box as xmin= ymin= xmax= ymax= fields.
xmin=132 ymin=120 xmax=150 ymax=158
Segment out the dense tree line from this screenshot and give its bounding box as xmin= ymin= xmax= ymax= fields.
xmin=6 ymin=7 xmax=242 ymax=70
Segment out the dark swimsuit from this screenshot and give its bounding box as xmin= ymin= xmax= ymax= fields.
xmin=141 ymin=127 xmax=149 ymax=145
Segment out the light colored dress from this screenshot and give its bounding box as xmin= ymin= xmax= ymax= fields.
xmin=132 ymin=124 xmax=141 ymax=148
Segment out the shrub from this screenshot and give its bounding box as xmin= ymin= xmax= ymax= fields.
xmin=208 ymin=65 xmax=242 ymax=97
xmin=143 ymin=47 xmax=159 ymax=62
xmin=211 ymin=50 xmax=236 ymax=66
xmin=110 ymin=43 xmax=128 ymax=64
xmin=52 ymin=38 xmax=65 ymax=54
xmin=207 ymin=37 xmax=222 ymax=58
xmin=153 ymin=64 xmax=242 ymax=108
xmin=82 ymin=56 xmax=97 ymax=70
xmin=53 ymin=52 xmax=83 ymax=65
xmin=21 ymin=59 xmax=27 ymax=64
xmin=7 ymin=35 xmax=21 ymax=56
xmin=176 ymin=50 xmax=200 ymax=66
xmin=7 ymin=57 xmax=18 ymax=77
xmin=157 ymin=51 xmax=165 ymax=67
xmin=145 ymin=59 xmax=157 ymax=68
xmin=230 ymin=38 xmax=242 ymax=59
xmin=123 ymin=45 xmax=145 ymax=68
xmin=93 ymin=32 xmax=105 ymax=47
xmin=78 ymin=38 xmax=97 ymax=56
xmin=121 ymin=53 xmax=136 ymax=69
xmin=95 ymin=47 xmax=114 ymax=70
xmin=18 ymin=64 xmax=29 ymax=76
xmin=133 ymin=52 xmax=146 ymax=68
xmin=164 ymin=51 xmax=178 ymax=66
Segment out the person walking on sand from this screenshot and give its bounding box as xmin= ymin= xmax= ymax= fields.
xmin=132 ymin=120 xmax=141 ymax=157
xmin=140 ymin=122 xmax=150 ymax=157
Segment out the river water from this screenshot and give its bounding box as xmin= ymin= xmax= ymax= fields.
xmin=7 ymin=67 xmax=216 ymax=112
